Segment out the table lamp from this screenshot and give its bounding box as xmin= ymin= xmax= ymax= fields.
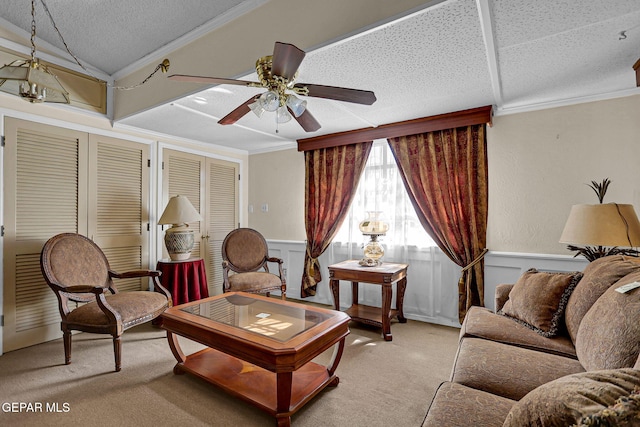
xmin=358 ymin=211 xmax=389 ymax=266
xmin=559 ymin=203 xmax=640 ymax=261
xmin=158 ymin=195 xmax=202 ymax=260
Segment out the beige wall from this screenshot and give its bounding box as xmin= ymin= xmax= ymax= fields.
xmin=488 ymin=94 xmax=640 ymax=254
xmin=249 ymin=94 xmax=640 ymax=255
xmin=248 ymin=148 xmax=306 ymax=240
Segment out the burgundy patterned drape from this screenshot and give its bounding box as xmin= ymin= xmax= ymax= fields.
xmin=301 ymin=142 xmax=372 ymax=297
xmin=387 ymin=124 xmax=488 ymax=323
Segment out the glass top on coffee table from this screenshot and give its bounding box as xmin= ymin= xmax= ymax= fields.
xmin=179 ymin=292 xmax=332 ymax=342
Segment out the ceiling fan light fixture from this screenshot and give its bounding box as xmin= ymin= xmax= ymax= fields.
xmin=248 ymin=100 xmax=266 ymax=118
xmin=259 ymin=90 xmax=280 ymax=112
xmin=286 ymin=94 xmax=306 ymax=117
xmin=276 ymin=105 xmax=292 ymax=123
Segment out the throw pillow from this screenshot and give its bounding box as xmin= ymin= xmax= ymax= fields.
xmin=575 ymin=271 xmax=640 ymax=371
xmin=574 ymin=388 xmax=640 ymax=427
xmin=503 ymin=369 xmax=640 ymax=427
xmin=499 ymin=268 xmax=583 ymax=337
xmin=565 ymin=255 xmax=640 ymax=343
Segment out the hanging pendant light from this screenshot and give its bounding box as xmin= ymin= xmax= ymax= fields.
xmin=0 ymin=0 xmax=70 ymax=104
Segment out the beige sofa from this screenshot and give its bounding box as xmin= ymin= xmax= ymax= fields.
xmin=422 ymin=255 xmax=640 ymax=426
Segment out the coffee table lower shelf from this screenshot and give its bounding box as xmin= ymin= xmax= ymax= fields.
xmin=174 ymin=347 xmax=337 ymax=420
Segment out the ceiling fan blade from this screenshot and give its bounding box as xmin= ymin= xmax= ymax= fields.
xmin=290 ymin=108 xmax=321 ymax=132
xmin=218 ymin=95 xmax=260 ymax=125
xmin=168 ymin=74 xmax=258 ymax=87
xmin=271 ymin=42 xmax=306 ymax=80
xmin=294 ymin=83 xmax=377 ymax=105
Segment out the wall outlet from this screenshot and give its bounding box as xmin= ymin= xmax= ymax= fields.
xmin=261 ymin=203 xmax=268 ymax=212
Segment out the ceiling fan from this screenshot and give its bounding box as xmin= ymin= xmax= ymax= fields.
xmin=168 ymin=41 xmax=377 ymax=132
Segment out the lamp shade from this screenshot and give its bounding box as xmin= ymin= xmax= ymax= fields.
xmin=158 ymin=195 xmax=201 ymax=226
xmin=559 ymin=203 xmax=640 ymax=247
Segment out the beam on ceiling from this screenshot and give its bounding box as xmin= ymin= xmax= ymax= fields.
xmin=113 ymin=0 xmax=447 ymax=122
xmin=475 ymin=0 xmax=503 ymax=107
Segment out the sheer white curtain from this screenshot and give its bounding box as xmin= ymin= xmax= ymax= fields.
xmin=326 ymin=139 xmax=461 ymax=326
xmin=332 ymin=139 xmax=435 ymax=254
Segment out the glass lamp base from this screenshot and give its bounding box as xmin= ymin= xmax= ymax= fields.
xmin=359 ymin=258 xmax=382 ymax=267
xmin=359 ymin=237 xmax=384 ymax=267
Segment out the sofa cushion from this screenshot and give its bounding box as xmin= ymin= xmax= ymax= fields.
xmin=499 ymin=268 xmax=582 ymax=337
xmin=565 ymin=255 xmax=640 ymax=343
xmin=451 ymin=337 xmax=585 ymax=401
xmin=575 ymin=271 xmax=640 ymax=371
xmin=503 ymin=368 xmax=640 ymax=427
xmin=422 ymin=382 xmax=515 ymax=427
xmin=460 ymin=306 xmax=577 ymax=358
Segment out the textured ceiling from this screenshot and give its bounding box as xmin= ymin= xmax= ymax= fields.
xmin=0 ymin=0 xmax=639 ymax=153
xmin=0 ymin=0 xmax=251 ymax=75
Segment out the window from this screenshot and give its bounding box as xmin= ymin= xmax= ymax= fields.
xmin=333 ymin=139 xmax=436 ymax=251
xmin=323 ymin=139 xmax=460 ymax=325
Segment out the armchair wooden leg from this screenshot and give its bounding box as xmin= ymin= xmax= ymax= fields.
xmin=113 ymin=335 xmax=122 ymax=372
xmin=63 ymin=329 xmax=72 ymax=365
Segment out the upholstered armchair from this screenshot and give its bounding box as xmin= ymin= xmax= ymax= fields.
xmin=221 ymin=228 xmax=286 ymax=299
xmin=40 ymin=233 xmax=172 ymax=372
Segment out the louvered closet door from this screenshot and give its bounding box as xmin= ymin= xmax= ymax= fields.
xmin=206 ymin=158 xmax=238 ymax=296
xmin=3 ymin=118 xmax=88 ymax=351
xmin=162 ymin=150 xmax=238 ymax=296
xmin=162 ymin=150 xmax=204 ymax=260
xmin=88 ymin=135 xmax=151 ymax=291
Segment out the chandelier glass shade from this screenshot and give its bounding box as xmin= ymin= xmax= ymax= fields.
xmin=0 ymin=0 xmax=70 ymax=104
xmin=0 ymin=59 xmax=70 ymax=103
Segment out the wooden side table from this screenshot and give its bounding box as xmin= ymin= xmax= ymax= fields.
xmin=157 ymin=258 xmax=209 ymax=306
xmin=329 ymin=260 xmax=408 ymax=341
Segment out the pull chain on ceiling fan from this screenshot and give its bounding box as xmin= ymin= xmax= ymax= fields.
xmin=168 ymin=42 xmax=376 ymax=133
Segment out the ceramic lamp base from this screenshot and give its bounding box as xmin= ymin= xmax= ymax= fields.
xmin=164 ymin=228 xmax=195 ymax=261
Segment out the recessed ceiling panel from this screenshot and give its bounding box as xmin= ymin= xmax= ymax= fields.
xmin=498 ymin=8 xmax=640 ymax=108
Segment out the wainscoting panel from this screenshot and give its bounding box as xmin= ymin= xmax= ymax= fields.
xmin=484 ymin=252 xmax=588 ymax=311
xmin=266 ymin=240 xmax=589 ymax=328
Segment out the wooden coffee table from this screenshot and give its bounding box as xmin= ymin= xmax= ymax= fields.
xmin=160 ymin=292 xmax=350 ymax=427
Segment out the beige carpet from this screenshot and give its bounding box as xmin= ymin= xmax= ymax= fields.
xmin=0 ymin=311 xmax=459 ymax=426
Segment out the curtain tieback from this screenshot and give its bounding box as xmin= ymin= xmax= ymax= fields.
xmin=305 ymin=246 xmax=319 ymax=276
xmin=458 ymin=248 xmax=489 ymax=286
